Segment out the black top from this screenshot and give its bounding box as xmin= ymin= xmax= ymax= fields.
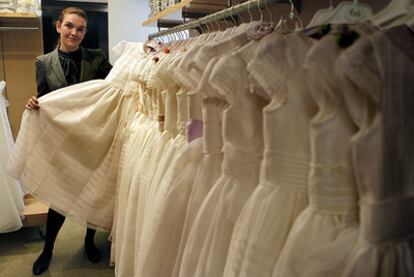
xmin=58 ymin=48 xmax=82 ymax=85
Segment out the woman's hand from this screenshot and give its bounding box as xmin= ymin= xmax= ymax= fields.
xmin=25 ymin=96 xmax=39 ymax=110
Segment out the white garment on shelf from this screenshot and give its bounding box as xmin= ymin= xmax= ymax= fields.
xmin=0 ymin=81 xmax=24 ymax=233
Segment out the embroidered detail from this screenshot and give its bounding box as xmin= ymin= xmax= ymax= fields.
xmin=246 ymin=23 xmax=274 ymax=40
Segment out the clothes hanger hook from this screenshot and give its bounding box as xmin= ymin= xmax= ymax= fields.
xmin=215 ymin=14 xmax=221 ymax=30
xmin=264 ymin=0 xmax=274 ymax=25
xmin=237 ymin=2 xmax=244 ymax=24
xmin=289 ymin=0 xmax=295 ymax=19
xmin=258 ymin=0 xmax=264 ymax=22
xmin=205 ymin=19 xmax=211 ymax=33
xmin=247 ymin=0 xmax=253 ymax=22
xmin=230 ymin=6 xmax=238 ymax=27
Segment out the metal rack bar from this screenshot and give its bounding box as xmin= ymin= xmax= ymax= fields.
xmin=148 ymin=0 xmax=301 ymax=39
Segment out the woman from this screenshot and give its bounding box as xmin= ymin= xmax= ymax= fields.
xmin=25 ymin=7 xmax=112 ymax=275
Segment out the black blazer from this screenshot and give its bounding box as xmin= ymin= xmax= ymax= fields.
xmin=36 ymin=46 xmax=112 ymax=97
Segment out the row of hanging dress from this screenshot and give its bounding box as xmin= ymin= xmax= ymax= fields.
xmin=111 ymin=24 xmax=245 ymax=276
xmin=110 ymin=18 xmax=414 ymax=277
xmin=148 ymin=22 xmax=268 ymax=277
xmin=288 ymin=23 xmax=414 ymax=277
xmin=111 ymin=45 xmax=205 ymax=277
xmin=0 ymin=81 xmax=25 ymax=233
xmin=113 ymin=52 xmax=163 ymax=276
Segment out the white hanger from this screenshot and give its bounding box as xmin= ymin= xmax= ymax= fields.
xmin=307 ymin=0 xmax=336 ymax=28
xmin=275 ymin=0 xmax=303 ymax=33
xmin=370 ymin=0 xmax=414 ymax=29
xmin=326 ymin=0 xmax=373 ymax=24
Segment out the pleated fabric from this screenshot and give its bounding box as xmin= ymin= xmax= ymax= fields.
xmin=7 ymin=42 xmax=144 ymax=230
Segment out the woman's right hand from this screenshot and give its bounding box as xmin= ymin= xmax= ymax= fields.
xmin=25 ymin=96 xmax=39 ymax=110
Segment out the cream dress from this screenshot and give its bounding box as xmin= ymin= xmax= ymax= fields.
xmin=115 ymin=52 xmax=175 ymax=275
xmin=172 ymin=57 xmax=225 ymax=277
xmin=110 ymin=52 xmax=148 ymax=265
xmin=181 ymin=40 xmax=266 ymax=277
xmin=134 ymin=50 xmax=191 ymax=276
xmin=273 ymin=32 xmax=359 ymax=277
xmin=114 ymin=55 xmax=160 ymax=276
xmin=179 ymin=24 xmax=263 ymax=277
xmin=134 ymin=73 xmax=204 ymax=276
xmin=223 ymin=32 xmax=316 ymax=277
xmin=287 ymin=25 xmax=414 ymax=277
xmin=337 ymin=25 xmax=414 ymax=277
xmin=7 ymin=42 xmax=144 ymax=230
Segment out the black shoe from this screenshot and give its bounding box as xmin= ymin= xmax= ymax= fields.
xmin=84 ymin=241 xmax=102 ymax=263
xmin=32 ymin=251 xmax=52 ymax=275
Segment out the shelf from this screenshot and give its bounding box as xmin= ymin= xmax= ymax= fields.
xmin=143 ymin=0 xmax=193 ymax=26
xmin=0 ymin=12 xmax=38 ymax=19
xmin=143 ymin=0 xmax=228 ymax=27
xmin=0 ymin=13 xmax=40 ymax=31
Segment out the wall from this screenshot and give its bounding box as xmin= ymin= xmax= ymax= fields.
xmin=108 ymin=0 xmax=157 ymax=64
xmin=1 ymin=16 xmax=43 ymax=139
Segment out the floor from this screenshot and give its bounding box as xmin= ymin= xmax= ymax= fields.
xmin=0 ymin=218 xmax=115 ymax=277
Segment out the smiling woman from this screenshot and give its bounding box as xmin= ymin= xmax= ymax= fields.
xmin=22 ymin=6 xmax=113 ymax=276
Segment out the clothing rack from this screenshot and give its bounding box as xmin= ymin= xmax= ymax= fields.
xmin=147 ymin=0 xmax=301 ymax=39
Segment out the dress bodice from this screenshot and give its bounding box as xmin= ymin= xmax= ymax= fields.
xmin=209 ymin=40 xmax=266 ymax=177
xmin=202 ymin=98 xmax=224 ymax=154
xmin=164 ymin=85 xmax=178 ymax=137
xmin=337 ymin=36 xmax=382 ymax=205
xmin=305 ymin=34 xmax=358 ymax=214
xmin=248 ymin=32 xmax=315 ymax=191
xmin=183 ymin=29 xmax=256 ymax=144
xmin=187 ymin=27 xmax=252 ymax=76
xmin=171 ymin=45 xmax=201 ymax=91
xmin=196 ymin=57 xmax=225 ymax=154
xmin=148 ymin=52 xmax=175 ymax=92
xmin=105 ymin=42 xmax=145 ymax=90
xmin=176 ymin=89 xmax=188 ymax=136
xmin=150 ymin=88 xmax=159 ymax=121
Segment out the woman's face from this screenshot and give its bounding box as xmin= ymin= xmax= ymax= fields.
xmin=56 ymin=13 xmax=87 ymax=52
